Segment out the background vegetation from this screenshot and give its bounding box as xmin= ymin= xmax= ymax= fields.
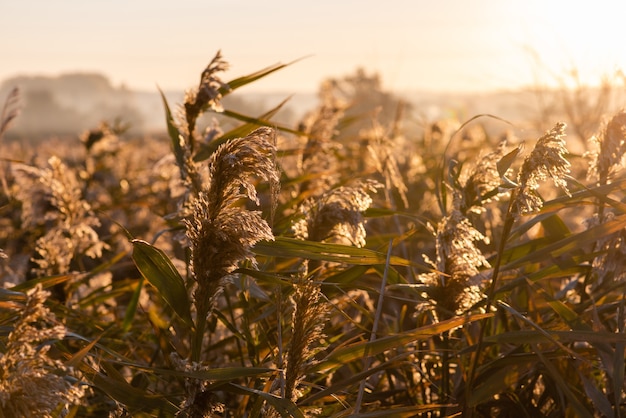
xmin=1 ymin=52 xmax=625 ymax=417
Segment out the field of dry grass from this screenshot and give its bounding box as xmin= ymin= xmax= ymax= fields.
xmin=1 ymin=52 xmax=625 ymax=417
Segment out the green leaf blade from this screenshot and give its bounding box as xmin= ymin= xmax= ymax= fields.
xmin=131 ymin=239 xmax=193 ymax=328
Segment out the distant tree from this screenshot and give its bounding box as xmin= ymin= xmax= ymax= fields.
xmin=14 ymin=89 xmax=86 ymax=136
xmin=322 ymin=68 xmax=410 ymax=140
xmin=1 ymin=73 xmax=145 ymax=137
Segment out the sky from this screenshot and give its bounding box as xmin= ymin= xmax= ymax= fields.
xmin=2 ymin=0 xmax=626 ymax=94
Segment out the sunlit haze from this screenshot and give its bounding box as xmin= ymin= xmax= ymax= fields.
xmin=2 ymin=0 xmax=626 ymax=94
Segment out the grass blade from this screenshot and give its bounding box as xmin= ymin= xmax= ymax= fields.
xmin=158 ymin=87 xmax=185 ymax=170
xmin=254 ymin=236 xmax=414 ymax=267
xmin=310 ymin=313 xmax=491 ymax=373
xmin=131 ymin=239 xmax=193 ymax=328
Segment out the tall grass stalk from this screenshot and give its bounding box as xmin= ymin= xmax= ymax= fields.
xmin=354 ymin=240 xmax=393 ymax=414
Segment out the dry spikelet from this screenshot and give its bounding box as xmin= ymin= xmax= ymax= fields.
xmin=584 ymin=111 xmax=626 ymax=289
xmin=587 ymin=110 xmax=626 ymax=184
xmin=184 ymin=127 xmax=279 ymax=319
xmin=364 ymin=122 xmax=409 ymax=209
xmin=513 ymin=122 xmax=571 ymax=215
xmin=297 ymin=81 xmax=346 ymax=196
xmin=585 ymin=213 xmax=626 ymax=288
xmin=286 ymin=181 xmax=378 ymax=401
xmin=0 ymin=285 xmax=85 ymax=416
xmin=12 ymin=156 xmax=108 ymax=277
xmin=419 ymin=208 xmax=490 ymax=317
xmin=460 ymin=142 xmax=507 ymax=215
xmin=293 ymin=180 xmax=380 ymax=249
xmin=183 ymin=50 xmax=230 ymax=145
xmin=285 ymin=278 xmax=328 ymax=402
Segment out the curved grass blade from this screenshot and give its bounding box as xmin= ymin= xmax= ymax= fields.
xmin=254 ymin=236 xmax=414 ymax=267
xmin=503 ymin=213 xmax=626 ymax=270
xmin=131 ymin=239 xmax=193 ymax=328
xmin=484 ymin=329 xmax=626 ymax=345
xmin=0 ymin=287 xmax=26 ymax=304
xmin=497 ymin=144 xmax=522 ymax=177
xmin=226 ymin=383 xmax=305 ymax=418
xmin=122 ymin=276 xmax=144 ymax=331
xmin=11 ymin=273 xmax=75 ymax=292
xmin=310 ymin=313 xmax=492 ymax=373
xmin=221 ymin=109 xmax=303 ymax=136
xmin=194 ymin=96 xmax=303 ymax=161
xmin=220 ymin=57 xmax=308 ymax=95
xmin=158 ymin=87 xmax=186 ymax=170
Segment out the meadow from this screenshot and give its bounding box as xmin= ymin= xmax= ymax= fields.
xmin=1 ymin=51 xmax=625 ymax=417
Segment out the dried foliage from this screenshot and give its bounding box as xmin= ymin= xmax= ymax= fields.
xmin=0 ymin=285 xmax=85 ymax=416
xmin=1 ymin=53 xmax=625 ymax=418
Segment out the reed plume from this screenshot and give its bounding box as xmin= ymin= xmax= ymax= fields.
xmin=293 ymin=180 xmax=379 ymax=249
xmin=513 ymin=122 xmax=571 ymax=216
xmin=285 ymin=278 xmax=328 ymax=402
xmin=587 ymin=110 xmax=626 ymax=184
xmin=0 ymin=285 xmax=85 ymax=416
xmin=184 ymin=127 xmax=279 ymax=361
xmin=284 ymin=180 xmax=378 ymax=402
xmin=585 ymin=111 xmax=626 ymax=288
xmin=12 ymin=156 xmax=108 ymax=279
xmin=182 ymin=50 xmax=229 ymax=151
xmin=459 ymin=142 xmax=507 ymax=215
xmin=297 ymin=81 xmax=346 ymax=197
xmin=419 ymin=206 xmax=490 ymax=317
xmin=365 ymin=122 xmax=409 ymax=209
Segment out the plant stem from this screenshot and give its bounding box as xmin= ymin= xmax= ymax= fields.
xmin=354 ymin=240 xmax=393 ymax=414
xmin=192 ymin=296 xmax=210 ymax=363
xmin=464 ymin=189 xmax=517 ymax=415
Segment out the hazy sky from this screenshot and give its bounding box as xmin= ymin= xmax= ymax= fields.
xmin=2 ymin=0 xmax=625 ymax=94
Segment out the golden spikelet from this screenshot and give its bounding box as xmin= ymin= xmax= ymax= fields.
xmin=293 ymin=180 xmax=380 ymax=249
xmin=297 ymin=82 xmax=346 ymax=197
xmin=285 ymin=279 xmax=328 ymax=402
xmin=184 ymin=127 xmax=279 ymax=324
xmin=0 ymin=285 xmax=85 ymax=416
xmin=460 ymin=142 xmax=507 ymax=215
xmin=587 ymin=110 xmax=626 ymax=184
xmin=419 ymin=208 xmax=490 ymax=317
xmin=183 ymin=50 xmax=229 ymax=148
xmin=513 ymin=122 xmax=571 ymax=216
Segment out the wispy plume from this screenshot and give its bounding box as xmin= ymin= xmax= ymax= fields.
xmin=182 ymin=51 xmax=230 ymax=149
xmin=12 ymin=156 xmax=108 ymax=278
xmin=184 ymin=127 xmax=279 ymax=356
xmin=460 ymin=141 xmax=508 ymax=215
xmin=587 ymin=110 xmax=626 ymax=184
xmin=419 ymin=208 xmax=490 ymax=317
xmin=285 ymin=279 xmax=328 ymax=402
xmin=293 ymin=180 xmax=380 ymax=250
xmin=297 ymin=81 xmax=346 ymax=197
xmin=513 ymin=122 xmax=571 ymax=216
xmin=287 ymin=180 xmax=378 ymax=402
xmin=0 ymin=285 xmax=85 ymax=416
xmin=365 ymin=121 xmax=409 ymax=209
xmin=585 ymin=111 xmax=626 ymax=289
